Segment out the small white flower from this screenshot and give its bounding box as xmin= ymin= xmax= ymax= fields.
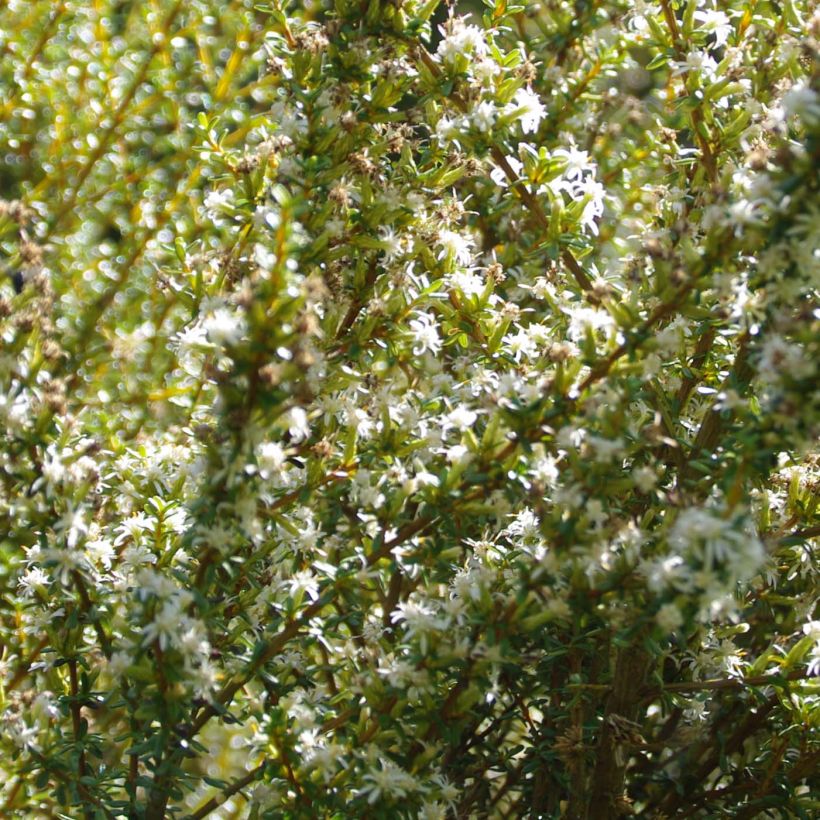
xmin=510 ymin=87 xmax=546 ymax=134
xmin=471 ymin=100 xmax=496 ymax=132
xmin=359 ymin=759 xmax=419 ymax=804
xmin=803 ymin=620 xmax=820 ymax=640
xmin=55 ymin=506 xmax=89 ymax=551
xmin=408 ymin=312 xmax=442 ymax=356
xmin=632 ymin=465 xmax=658 ymax=493
xmin=114 ymin=512 xmax=153 ymax=546
xmin=18 ymin=567 xmax=50 ymax=596
xmin=656 ymin=603 xmax=684 ymax=632
xmin=107 ymin=650 xmax=133 ymax=678
xmin=202 ymin=307 xmax=246 ymax=347
xmin=142 ymin=600 xmax=184 ymax=650
xmin=504 ymin=507 xmax=541 ymax=541
xmin=437 ymin=19 xmax=488 ymax=64
xmin=390 ymin=600 xmax=446 ymax=638
xmin=554 ymin=146 xmax=595 ymax=181
xmin=438 ymin=229 xmax=474 ymax=266
xmin=671 ymin=50 xmax=718 ymax=79
xmin=378 ymin=226 xmax=405 ymax=261
xmin=283 ymin=570 xmax=320 ymax=602
xmin=757 ymin=334 xmax=813 ymax=385
xmin=446 ymin=405 xmax=477 ymax=433
xmin=694 ymin=9 xmax=733 ymax=50
xmin=257 ymin=441 xmax=287 ymax=478
xmin=443 ymin=443 xmax=471 ymax=464
xmin=781 ymin=82 xmax=820 ymax=126
xmin=203 ymin=188 xmax=235 ymax=220
xmin=286 ymin=406 xmax=310 ymax=443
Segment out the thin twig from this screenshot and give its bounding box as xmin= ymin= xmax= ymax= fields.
xmin=187 ymin=761 xmax=269 ymax=820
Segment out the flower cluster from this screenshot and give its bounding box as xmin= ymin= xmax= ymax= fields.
xmin=0 ymin=0 xmax=818 ymax=817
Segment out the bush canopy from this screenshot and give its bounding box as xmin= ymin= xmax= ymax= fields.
xmin=0 ymin=0 xmax=818 ymax=817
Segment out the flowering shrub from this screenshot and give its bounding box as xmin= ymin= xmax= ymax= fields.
xmin=1 ymin=0 xmax=818 ymax=817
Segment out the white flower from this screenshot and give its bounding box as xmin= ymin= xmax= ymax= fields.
xmin=553 ymin=146 xmax=595 ymax=181
xmin=142 ymin=600 xmax=184 ymax=650
xmin=378 ymin=226 xmax=405 ymax=261
xmin=449 ymin=268 xmax=484 ymax=298
xmin=446 ymin=405 xmax=477 ymax=433
xmin=443 ymin=443 xmax=471 ymax=464
xmin=85 ymin=537 xmax=115 ymax=569
xmin=694 ymin=9 xmax=733 ymax=50
xmin=345 ymin=405 xmax=376 ymax=440
xmin=503 ymin=328 xmax=538 ymax=361
xmin=669 ymin=508 xmax=764 ymax=578
xmin=408 ymin=312 xmax=442 ymax=356
xmin=510 ymin=87 xmax=546 ymax=134
xmin=587 ymin=436 xmax=623 ymax=464
xmin=283 ymin=570 xmax=320 ymax=602
xmin=473 ymin=58 xmax=500 ymax=83
xmin=253 ymin=206 xmax=280 ymax=231
xmin=435 ymin=115 xmax=463 ymax=143
xmin=802 ymin=620 xmax=820 ymax=641
xmin=656 ymin=603 xmax=684 ymax=632
xmin=532 ymin=453 xmax=560 ymax=485
xmin=725 ymin=198 xmax=765 ymax=234
xmin=671 ymin=50 xmax=718 ymax=79
xmin=107 ymin=650 xmax=132 ymax=678
xmin=18 ymin=567 xmax=50 ymax=596
xmin=253 ymin=242 xmax=277 ymax=270
xmin=757 ymin=334 xmax=814 ymax=384
xmin=437 ymin=20 xmax=488 ymax=64
xmin=564 ymin=304 xmax=614 ymax=342
xmin=781 ymin=82 xmax=820 ymax=126
xmin=390 ymin=599 xmax=446 ymax=639
xmin=531 ymin=276 xmax=557 ymax=300
xmin=586 ymin=498 xmax=607 ymax=527
xmin=438 ymin=229 xmax=474 ymax=265
xmin=203 ymin=188 xmax=234 ymax=221
xmin=646 ymin=554 xmax=691 ymax=593
xmin=55 ymin=506 xmax=89 ymax=550
xmin=471 ymin=100 xmax=496 ymax=132
xmin=286 ymin=406 xmax=310 ymax=443
xmin=632 ymin=465 xmax=658 ymax=493
xmin=114 ymin=512 xmax=153 ymax=546
xmin=574 ymin=176 xmax=606 ymax=235
xmin=202 ymin=307 xmax=246 ymax=347
xmin=359 ymin=759 xmax=419 ymax=804
xmin=504 ymin=507 xmax=541 ymax=541
xmin=257 ymin=441 xmax=287 ymax=478
xmin=804 ymin=621 xmax=820 ymax=675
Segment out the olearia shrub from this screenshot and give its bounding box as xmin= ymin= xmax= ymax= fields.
xmin=0 ymin=0 xmax=818 ymax=816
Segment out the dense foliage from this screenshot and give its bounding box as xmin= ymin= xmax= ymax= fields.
xmin=1 ymin=0 xmax=818 ymax=817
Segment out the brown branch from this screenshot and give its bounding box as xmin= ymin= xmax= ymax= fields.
xmin=675 ymin=327 xmax=718 ymax=409
xmin=187 ymin=761 xmax=269 ymax=819
xmin=656 ymin=668 xmax=817 ymax=693
xmin=334 ymin=258 xmax=380 ymax=341
xmin=568 ymin=667 xmax=817 ymax=696
xmin=680 ymin=333 xmax=753 ymax=485
xmin=6 ymin=634 xmax=50 ymax=692
xmin=585 ymin=643 xmax=652 ymax=819
xmin=777 ymin=524 xmax=820 ymax=544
